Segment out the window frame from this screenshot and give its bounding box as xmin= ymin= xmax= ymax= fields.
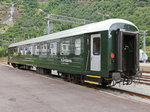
xmin=60 ymin=40 xmax=70 ymax=55
xmin=49 ymin=42 xmax=58 ymax=55
xmin=75 ymin=38 xmax=81 ymax=55
xmin=93 ymin=37 xmax=101 ymax=55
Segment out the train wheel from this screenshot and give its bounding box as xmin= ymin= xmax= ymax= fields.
xmin=61 ymin=73 xmax=67 ymax=81
xmin=17 ymin=64 xmax=22 ymax=69
xmin=101 ymin=78 xmax=112 ymax=87
xmin=71 ymin=75 xmax=78 ymax=84
xmin=11 ymin=63 xmax=16 ymax=68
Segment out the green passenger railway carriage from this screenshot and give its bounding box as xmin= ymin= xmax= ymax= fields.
xmin=8 ymin=19 xmax=141 ymax=86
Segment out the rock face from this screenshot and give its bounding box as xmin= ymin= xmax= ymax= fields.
xmin=3 ymin=4 xmax=15 ymax=25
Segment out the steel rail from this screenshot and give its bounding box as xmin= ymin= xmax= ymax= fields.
xmin=142 ymin=71 xmax=150 ymax=73
xmin=141 ymin=75 xmax=150 ymax=78
xmin=133 ymin=81 xmax=150 ymax=86
xmin=138 ymin=78 xmax=150 ymax=82
xmin=110 ymin=88 xmax=150 ymax=99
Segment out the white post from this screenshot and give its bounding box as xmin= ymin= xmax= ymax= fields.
xmin=47 ymin=14 xmax=50 ymax=34
xmin=143 ymin=31 xmax=147 ymax=63
xmin=102 ymin=15 xmax=104 ymax=20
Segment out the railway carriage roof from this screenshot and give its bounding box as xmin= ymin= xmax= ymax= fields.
xmin=9 ymin=19 xmax=137 ymax=48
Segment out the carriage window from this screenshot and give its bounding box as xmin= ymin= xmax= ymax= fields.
xmin=35 ymin=44 xmax=40 ymax=55
xmin=24 ymin=45 xmax=32 ymax=55
xmin=41 ymin=43 xmax=47 ymax=56
xmin=24 ymin=46 xmax=28 ymax=55
xmin=13 ymin=47 xmax=17 ymax=53
xmin=49 ymin=42 xmax=57 ymax=55
xmin=43 ymin=44 xmax=47 ymax=50
xmin=9 ymin=48 xmax=14 ymax=55
xmin=60 ymin=41 xmax=70 ymax=55
xmin=19 ymin=46 xmax=24 ymax=55
xmin=93 ymin=37 xmax=100 ymax=55
xmin=37 ymin=45 xmax=40 ymax=49
xmin=75 ymin=39 xmax=81 ymax=55
xmin=12 ymin=47 xmax=17 ymax=56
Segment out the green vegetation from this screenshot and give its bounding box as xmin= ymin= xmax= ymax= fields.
xmin=147 ymin=52 xmax=150 ymax=58
xmin=0 ymin=46 xmax=7 ymax=57
xmin=0 ymin=23 xmax=5 ymax=28
xmin=0 ymin=0 xmax=150 ymax=57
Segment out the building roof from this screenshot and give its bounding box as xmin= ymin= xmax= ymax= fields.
xmin=9 ymin=18 xmax=137 ymax=48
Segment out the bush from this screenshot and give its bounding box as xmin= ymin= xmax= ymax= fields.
xmin=146 ymin=52 xmax=150 ymax=58
xmin=0 ymin=46 xmax=8 ymax=57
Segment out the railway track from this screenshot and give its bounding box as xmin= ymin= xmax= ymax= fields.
xmin=134 ymin=81 xmax=150 ymax=86
xmin=141 ymin=71 xmax=150 ymax=73
xmin=133 ymin=74 xmax=150 ymax=86
xmin=84 ymin=84 xmax=150 ymax=100
xmin=109 ymin=87 xmax=150 ymax=100
xmin=141 ymin=75 xmax=150 ymax=79
xmin=108 ymin=74 xmax=150 ymax=100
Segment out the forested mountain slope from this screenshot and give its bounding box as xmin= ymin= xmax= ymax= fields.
xmin=0 ymin=0 xmax=150 ymax=56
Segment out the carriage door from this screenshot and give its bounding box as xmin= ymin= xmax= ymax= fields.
xmin=90 ymin=34 xmax=101 ymax=71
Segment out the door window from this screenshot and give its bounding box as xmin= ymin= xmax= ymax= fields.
xmin=93 ymin=37 xmax=100 ymax=55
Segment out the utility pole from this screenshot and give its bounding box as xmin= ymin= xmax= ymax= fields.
xmin=143 ymin=31 xmax=147 ymax=53
xmin=45 ymin=14 xmax=53 ymax=35
xmin=139 ymin=30 xmax=147 ymax=52
xmin=140 ymin=30 xmax=147 ymax=63
xmin=143 ymin=31 xmax=147 ymax=63
xmin=47 ymin=14 xmax=50 ymax=34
